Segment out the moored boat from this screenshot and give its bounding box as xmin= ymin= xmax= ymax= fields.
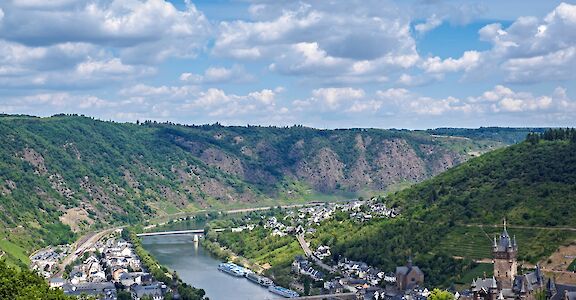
xmin=268 ymin=285 xmax=300 ymax=298
xmin=246 ymin=272 xmax=273 ymax=287
xmin=217 ymin=262 xmax=248 ymax=277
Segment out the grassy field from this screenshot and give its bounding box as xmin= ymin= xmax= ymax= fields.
xmin=0 ymin=237 xmax=30 ymax=267
xmin=434 ymin=225 xmax=576 ymax=263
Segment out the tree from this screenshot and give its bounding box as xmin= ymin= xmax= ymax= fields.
xmin=117 ymin=291 xmax=132 ymax=300
xmin=428 ymin=288 xmax=455 ymax=300
xmin=303 ymin=276 xmax=311 ymax=296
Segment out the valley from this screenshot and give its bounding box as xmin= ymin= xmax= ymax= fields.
xmin=1 ymin=116 xmax=574 ymax=300
xmin=0 ymin=115 xmax=537 ymax=268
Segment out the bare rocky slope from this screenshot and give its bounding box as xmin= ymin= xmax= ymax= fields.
xmin=0 ymin=114 xmax=542 ymax=265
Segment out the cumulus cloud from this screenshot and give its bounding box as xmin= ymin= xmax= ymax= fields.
xmin=120 ymin=83 xmax=282 ymax=120
xmin=213 ymin=1 xmax=418 ymax=83
xmin=415 ymin=14 xmax=442 ymax=34
xmin=0 ymin=1 xmax=211 ymax=90
xmin=422 ymin=51 xmax=481 ymax=73
xmin=470 ymin=2 xmax=576 ymax=82
xmin=376 ymin=88 xmax=472 ymax=115
xmin=289 ymin=84 xmax=573 ymax=125
xmin=471 ymin=85 xmax=555 ymax=113
xmin=413 ymin=3 xmax=576 ymax=83
xmin=0 ymin=0 xmax=210 ymax=63
xmin=0 ymin=40 xmax=154 ymax=89
xmin=309 ymin=87 xmax=366 ymax=110
xmin=180 ymin=65 xmax=255 ymax=84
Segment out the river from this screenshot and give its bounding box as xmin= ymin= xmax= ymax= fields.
xmin=142 ymin=235 xmax=283 ymax=300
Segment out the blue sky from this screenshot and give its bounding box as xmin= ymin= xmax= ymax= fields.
xmin=0 ymin=0 xmax=575 ymax=129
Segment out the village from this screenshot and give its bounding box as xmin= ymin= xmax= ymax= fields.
xmin=260 ymin=198 xmax=430 ymax=299
xmin=31 ymin=232 xmax=169 ymax=300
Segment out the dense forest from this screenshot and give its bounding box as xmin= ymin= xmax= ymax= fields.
xmin=0 ymin=114 xmax=534 ymax=266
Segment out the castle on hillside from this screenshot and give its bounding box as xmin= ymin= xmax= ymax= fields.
xmin=469 ymin=220 xmax=558 ymax=300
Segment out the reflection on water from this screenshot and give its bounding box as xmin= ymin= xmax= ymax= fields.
xmin=142 ymin=235 xmax=282 ymax=300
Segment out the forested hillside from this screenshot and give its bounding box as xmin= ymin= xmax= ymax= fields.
xmin=0 ymin=114 xmax=536 ymax=266
xmin=314 ymin=130 xmax=576 ymax=287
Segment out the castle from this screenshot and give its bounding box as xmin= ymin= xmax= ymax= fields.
xmin=470 ymin=220 xmax=557 ymax=300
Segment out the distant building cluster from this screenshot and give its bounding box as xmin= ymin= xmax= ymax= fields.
xmin=30 ymin=245 xmax=71 ymax=278
xmin=46 ymin=236 xmax=169 ymax=300
xmin=264 ymin=199 xmax=399 ymax=238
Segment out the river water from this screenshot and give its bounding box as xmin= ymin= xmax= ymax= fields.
xmin=142 ymin=235 xmax=283 ymax=300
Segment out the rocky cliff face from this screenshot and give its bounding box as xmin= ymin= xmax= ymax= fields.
xmin=166 ymin=130 xmax=466 ymax=195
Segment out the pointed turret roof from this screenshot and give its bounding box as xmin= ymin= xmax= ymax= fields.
xmin=495 ymin=218 xmax=517 ymax=252
xmin=491 ymin=276 xmax=498 ymax=289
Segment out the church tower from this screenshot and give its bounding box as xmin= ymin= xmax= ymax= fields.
xmin=493 ymin=219 xmax=518 ymax=289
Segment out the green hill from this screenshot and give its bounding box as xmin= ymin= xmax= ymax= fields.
xmin=0 ymin=114 xmax=541 ymax=266
xmin=312 ymin=130 xmax=576 ymax=287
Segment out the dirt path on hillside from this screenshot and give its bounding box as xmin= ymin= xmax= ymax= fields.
xmin=540 ymin=243 xmax=576 ymax=285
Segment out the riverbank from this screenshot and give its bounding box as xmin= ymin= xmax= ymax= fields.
xmin=202 ymin=235 xmax=267 ymax=274
xmin=124 ymin=228 xmax=207 ymax=300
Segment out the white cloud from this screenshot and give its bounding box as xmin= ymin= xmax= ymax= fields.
xmin=422 ymin=51 xmax=481 ymax=73
xmin=119 ymin=84 xmax=198 ymax=98
xmin=212 ymin=1 xmax=418 ymax=83
xmin=180 ymin=65 xmax=254 ymax=84
xmin=120 ymin=84 xmax=282 ymax=119
xmin=396 ymin=73 xmax=441 ymax=87
xmin=76 ymin=58 xmax=134 ymax=76
xmin=372 ymin=85 xmax=573 ymax=116
xmin=0 ymin=1 xmax=211 ymax=90
xmin=502 ymin=46 xmax=576 ymax=83
xmin=415 ymin=14 xmax=442 ymax=34
xmin=376 ymin=88 xmax=473 ymax=115
xmin=346 ymin=100 xmax=383 ymax=113
xmin=472 ymin=85 xmax=556 ymax=113
xmin=470 ymin=2 xmax=576 ymax=83
xmin=310 ymin=87 xmax=365 ymax=110
xmin=0 ymin=0 xmax=210 ymax=63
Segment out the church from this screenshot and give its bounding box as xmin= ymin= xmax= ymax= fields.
xmin=468 ymin=221 xmax=558 ymax=300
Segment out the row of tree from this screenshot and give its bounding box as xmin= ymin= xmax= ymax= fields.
xmin=526 ymin=128 xmax=576 ymax=144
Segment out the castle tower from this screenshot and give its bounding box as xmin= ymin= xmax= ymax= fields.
xmin=493 ymin=219 xmax=518 ymax=289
